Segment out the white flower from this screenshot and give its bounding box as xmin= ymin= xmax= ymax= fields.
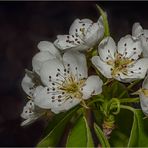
xmin=21 ymin=100 xmax=45 ymax=126
xmin=21 ymin=41 xmax=61 ymax=97
xmin=138 ymin=75 xmax=148 ymax=116
xmin=33 ymin=50 xmax=103 ymax=114
xmin=132 ymin=22 xmax=148 ymax=58
xmin=54 ymin=18 xmax=104 ymax=51
xmin=91 ymin=35 xmax=148 ymax=82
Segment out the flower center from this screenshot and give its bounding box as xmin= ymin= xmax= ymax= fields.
xmin=59 ymin=74 xmax=86 ymax=99
xmin=142 ymin=89 xmax=148 ymax=97
xmin=107 ymin=54 xmax=133 ymax=77
xmin=63 ymin=83 xmax=78 ymax=93
xmin=48 ymin=65 xmax=87 ymax=105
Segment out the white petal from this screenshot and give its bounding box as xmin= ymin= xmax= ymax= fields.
xmin=70 ymin=44 xmax=90 ymax=51
xmin=33 ymin=86 xmax=53 ymax=109
xmin=132 ymin=23 xmax=148 ymax=58
xmin=34 ymin=86 xmax=66 ymax=109
xmin=82 ymin=75 xmax=103 ymax=99
xmin=40 ymin=58 xmax=64 ymax=86
xmin=139 ymin=93 xmax=148 ymax=116
xmin=26 ymin=100 xmax=35 ymax=109
xmin=21 ymin=74 xmax=35 ymax=97
xmin=98 ymin=37 xmax=116 ymax=62
xmin=54 ymin=35 xmax=76 ymax=50
xmin=117 ymin=59 xmax=148 ymax=83
xmin=97 ymin=15 xmax=104 ymax=26
xmin=21 ymin=118 xmax=32 ymax=126
xmin=54 ymin=35 xmax=89 ymax=51
xmin=143 ymin=29 xmax=148 ymax=37
xmin=84 ymin=23 xmax=104 ymax=47
xmin=117 ymin=35 xmax=143 ymax=60
xmin=34 ymin=86 xmax=80 ymax=113
xmin=142 ymin=75 xmax=148 ymax=89
xmin=37 ymin=41 xmax=61 ymax=58
xmin=126 ymin=58 xmax=148 ymax=79
xmin=38 ymin=41 xmax=52 ymax=51
xmin=32 ymin=51 xmax=54 ymax=74
xmin=21 ymin=100 xmax=35 ymax=119
xmin=21 ymin=117 xmax=37 ymax=126
xmin=69 ymin=18 xmax=93 ymax=37
xmin=21 ymin=99 xmax=44 ymax=126
xmin=141 ymin=30 xmax=148 ymax=58
xmin=91 ymin=56 xmax=112 ymax=78
xmin=63 ymin=50 xmax=88 ymax=79
xmin=115 ymin=72 xmax=134 ymax=83
xmin=132 ymin=22 xmax=144 ymax=38
xmin=51 ymin=98 xmax=80 ymax=114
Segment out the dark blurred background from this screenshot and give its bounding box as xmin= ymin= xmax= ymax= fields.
xmin=0 ymin=1 xmax=148 ymax=147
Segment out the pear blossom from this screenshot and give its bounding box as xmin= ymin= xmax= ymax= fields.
xmin=138 ymin=75 xmax=148 ymax=116
xmin=33 ymin=50 xmax=103 ymax=114
xmin=21 ymin=41 xmax=61 ymax=97
xmin=91 ymin=35 xmax=148 ymax=82
xmin=54 ymin=18 xmax=104 ymax=51
xmin=21 ymin=100 xmax=45 ymax=126
xmin=132 ymin=22 xmax=148 ymax=58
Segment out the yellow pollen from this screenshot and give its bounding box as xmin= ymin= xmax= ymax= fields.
xmin=142 ymin=89 xmax=148 ymax=97
xmin=107 ymin=53 xmax=133 ymax=77
xmin=59 ymin=74 xmax=86 ymax=100
xmin=80 ymin=28 xmax=85 ymax=36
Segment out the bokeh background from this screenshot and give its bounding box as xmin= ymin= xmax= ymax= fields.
xmin=0 ymin=1 xmax=148 ymax=146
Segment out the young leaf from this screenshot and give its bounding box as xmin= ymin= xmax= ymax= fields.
xmin=96 ymin=4 xmax=110 ymax=36
xmin=94 ymin=123 xmax=110 ymax=147
xmin=66 ymin=116 xmax=94 ymax=147
xmin=128 ymin=109 xmax=148 ymax=147
xmin=37 ymin=106 xmax=79 ymax=147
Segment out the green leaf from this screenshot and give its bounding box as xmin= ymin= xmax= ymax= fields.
xmin=128 ymin=109 xmax=148 ymax=147
xmin=109 ymin=108 xmax=133 ymax=147
xmin=102 ymin=81 xmax=129 ymax=100
xmin=94 ymin=123 xmax=110 ymax=147
xmin=43 ymin=111 xmax=69 ymax=137
xmin=119 ymin=105 xmax=148 ymax=147
xmin=96 ymin=4 xmax=110 ymax=36
xmin=37 ymin=106 xmax=79 ymax=147
xmin=66 ymin=116 xmax=94 ymax=147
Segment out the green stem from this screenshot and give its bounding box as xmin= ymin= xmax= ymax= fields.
xmin=119 ymin=80 xmax=141 ymax=98
xmin=108 ymin=98 xmax=120 ymax=115
xmin=120 ymin=105 xmax=135 ymax=113
xmin=87 ymin=98 xmax=104 ymax=106
xmin=119 ymin=98 xmax=140 ymax=103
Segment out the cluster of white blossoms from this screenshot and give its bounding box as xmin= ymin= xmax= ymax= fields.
xmin=91 ymin=35 xmax=148 ymax=82
xmin=21 ymin=16 xmax=148 ymax=125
